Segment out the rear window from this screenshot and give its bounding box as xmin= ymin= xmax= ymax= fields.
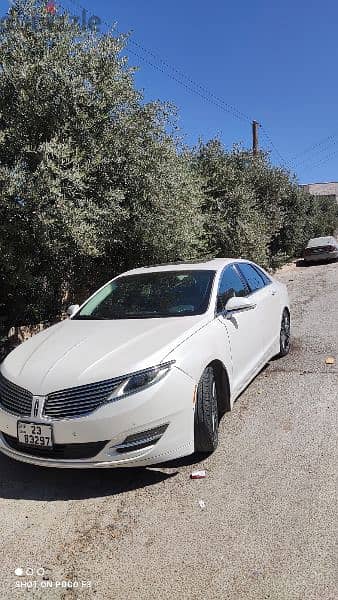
xmin=307 ymin=237 xmax=333 ymax=248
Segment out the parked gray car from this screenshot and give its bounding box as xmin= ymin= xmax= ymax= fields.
xmin=303 ymin=236 xmax=338 ymax=263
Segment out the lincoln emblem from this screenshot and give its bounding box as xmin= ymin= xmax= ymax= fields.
xmin=33 ymin=399 xmax=39 ymax=418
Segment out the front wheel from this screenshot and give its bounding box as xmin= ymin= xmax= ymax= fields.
xmin=277 ymin=309 xmax=291 ymax=357
xmin=194 ymin=367 xmax=219 ymax=453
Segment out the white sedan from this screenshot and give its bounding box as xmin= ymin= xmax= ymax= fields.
xmin=303 ymin=236 xmax=338 ymax=263
xmin=0 ymin=259 xmax=290 ymax=468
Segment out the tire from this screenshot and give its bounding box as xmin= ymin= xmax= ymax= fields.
xmin=194 ymin=366 xmax=219 ymax=453
xmin=277 ymin=309 xmax=291 ymax=357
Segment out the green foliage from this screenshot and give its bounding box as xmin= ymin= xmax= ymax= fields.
xmin=0 ymin=0 xmax=205 ymax=326
xmin=305 ymin=194 xmax=338 ymax=240
xmin=191 ymin=139 xmax=338 ymax=269
xmin=191 ymin=141 xmax=272 ymax=266
xmin=0 ymin=1 xmax=337 ymax=330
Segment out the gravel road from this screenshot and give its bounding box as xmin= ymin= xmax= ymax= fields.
xmin=0 ymin=260 xmax=337 ymax=600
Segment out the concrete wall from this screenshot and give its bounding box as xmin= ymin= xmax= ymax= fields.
xmin=300 ymin=182 xmax=338 ymax=199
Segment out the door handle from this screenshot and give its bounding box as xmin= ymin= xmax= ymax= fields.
xmin=271 ymin=289 xmax=277 ymax=296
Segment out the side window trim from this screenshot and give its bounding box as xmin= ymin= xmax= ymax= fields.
xmin=215 ymin=265 xmax=229 ymax=315
xmin=233 ymin=263 xmax=250 ymax=293
xmin=236 ymin=262 xmax=266 ymax=295
xmin=215 ymin=264 xmax=250 ymax=315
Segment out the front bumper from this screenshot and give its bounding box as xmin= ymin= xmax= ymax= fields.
xmin=0 ymin=367 xmax=195 ymax=468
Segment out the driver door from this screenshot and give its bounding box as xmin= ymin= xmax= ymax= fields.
xmin=216 ymin=264 xmax=264 ymax=396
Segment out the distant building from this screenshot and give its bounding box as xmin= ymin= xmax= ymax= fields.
xmin=300 ymin=182 xmax=338 ymax=203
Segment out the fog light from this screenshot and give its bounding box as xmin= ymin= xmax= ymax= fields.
xmin=115 ymin=424 xmax=169 ymax=454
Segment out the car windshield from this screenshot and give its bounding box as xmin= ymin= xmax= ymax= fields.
xmin=74 ymin=270 xmax=216 ymax=320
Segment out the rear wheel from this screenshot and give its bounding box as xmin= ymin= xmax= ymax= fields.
xmin=194 ymin=367 xmax=219 ymax=453
xmin=277 ymin=309 xmax=291 ymax=357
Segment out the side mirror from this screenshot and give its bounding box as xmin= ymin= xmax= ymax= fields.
xmin=67 ymin=304 xmax=80 ymax=318
xmin=224 ymin=296 xmax=256 ymax=316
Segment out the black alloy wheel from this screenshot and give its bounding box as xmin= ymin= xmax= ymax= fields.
xmin=278 ymin=309 xmax=291 ymax=357
xmin=194 ymin=366 xmax=219 ymax=453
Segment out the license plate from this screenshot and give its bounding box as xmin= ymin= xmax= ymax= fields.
xmin=17 ymin=422 xmax=53 ymax=448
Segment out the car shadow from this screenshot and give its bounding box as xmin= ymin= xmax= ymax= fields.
xmin=0 ymin=454 xmax=179 ymax=501
xmin=156 ymin=452 xmax=208 ymax=469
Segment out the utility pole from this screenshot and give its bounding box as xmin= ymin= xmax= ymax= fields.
xmin=252 ymin=120 xmax=260 ymax=155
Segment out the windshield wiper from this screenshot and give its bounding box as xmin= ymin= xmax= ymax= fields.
xmin=73 ymin=315 xmax=111 ymax=320
xmin=74 ymin=311 xmax=189 ymax=320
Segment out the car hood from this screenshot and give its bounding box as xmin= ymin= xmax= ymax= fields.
xmin=1 ymin=316 xmax=211 ymax=395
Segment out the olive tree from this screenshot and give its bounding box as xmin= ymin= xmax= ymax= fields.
xmin=0 ymin=0 xmax=205 ymax=326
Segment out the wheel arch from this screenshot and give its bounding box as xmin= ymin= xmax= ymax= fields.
xmin=281 ymin=305 xmax=291 ymax=325
xmin=205 ymin=359 xmax=231 ymax=415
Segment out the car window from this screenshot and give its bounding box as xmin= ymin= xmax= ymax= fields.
xmin=217 ymin=265 xmax=249 ymax=312
xmin=252 ymin=265 xmax=271 ymax=286
xmin=237 ymin=263 xmax=267 ymax=293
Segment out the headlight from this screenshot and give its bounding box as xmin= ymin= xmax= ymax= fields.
xmin=107 ymin=361 xmax=175 ymax=401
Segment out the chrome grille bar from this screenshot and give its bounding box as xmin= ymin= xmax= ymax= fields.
xmin=44 ymin=378 xmax=123 ymax=419
xmin=45 ymin=386 xmax=121 ymax=405
xmin=0 ymin=374 xmax=130 ymax=421
xmin=0 ymin=374 xmax=33 ymax=416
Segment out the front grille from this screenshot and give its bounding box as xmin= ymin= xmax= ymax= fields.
xmin=44 ymin=378 xmax=122 ymax=419
xmin=0 ymin=374 xmax=124 ymax=420
xmin=3 ymin=434 xmax=108 ymax=459
xmin=0 ymin=374 xmax=33 ymax=417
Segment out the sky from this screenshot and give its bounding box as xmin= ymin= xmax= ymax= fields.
xmin=1 ymin=0 xmax=338 ymax=183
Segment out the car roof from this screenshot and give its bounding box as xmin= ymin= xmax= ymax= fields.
xmin=307 ymin=236 xmax=336 ymax=247
xmin=123 ymin=258 xmax=249 ymax=275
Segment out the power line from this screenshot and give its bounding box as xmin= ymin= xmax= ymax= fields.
xmin=18 ymin=0 xmax=293 ymax=169
xmin=294 ymin=137 xmax=338 ymax=169
xmin=291 ymin=129 xmax=338 ymax=162
xmin=127 ymin=49 xmax=250 ymax=124
xmin=61 ymin=0 xmax=252 ymax=124
xmin=298 ymin=148 xmax=338 ymax=173
xmin=259 ymin=126 xmax=291 ymax=169
xmin=60 ymin=0 xmax=292 ymax=166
